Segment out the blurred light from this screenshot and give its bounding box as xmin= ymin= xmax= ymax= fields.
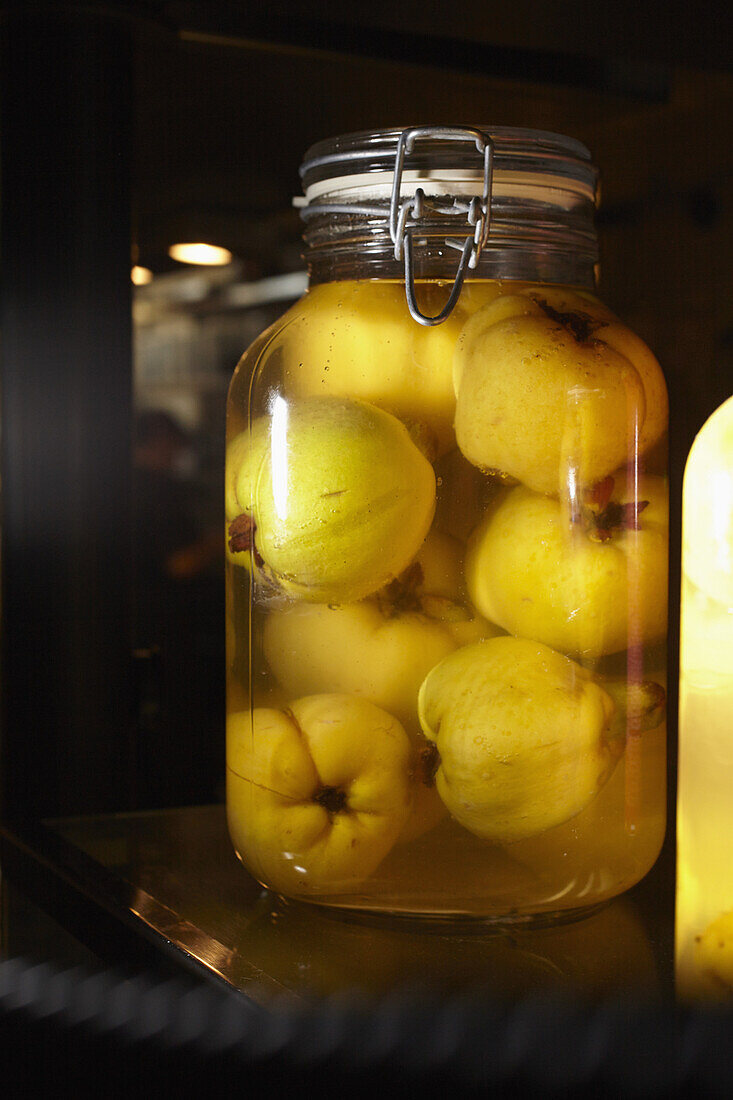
xmin=168 ymin=242 xmax=233 ymax=266
xmin=131 ymin=265 xmax=153 ymax=285
xmin=224 ymin=271 xmax=308 ymax=307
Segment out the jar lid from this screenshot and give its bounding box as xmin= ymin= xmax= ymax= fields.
xmin=297 ymin=126 xmax=599 ymax=325
xmin=298 ymin=125 xmax=598 ymax=205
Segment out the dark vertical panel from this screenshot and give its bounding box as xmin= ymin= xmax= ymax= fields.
xmin=1 ymin=12 xmax=135 ymax=819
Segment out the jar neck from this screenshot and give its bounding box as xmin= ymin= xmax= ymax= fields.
xmin=306 ymin=241 xmax=597 ymax=290
xmin=302 ymin=197 xmax=598 ymax=291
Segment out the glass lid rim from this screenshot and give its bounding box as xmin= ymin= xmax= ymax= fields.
xmin=300 ymin=124 xmax=595 ymax=184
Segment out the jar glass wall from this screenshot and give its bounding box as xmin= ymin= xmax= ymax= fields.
xmin=225 ymin=128 xmax=668 ymax=925
xmin=676 ymin=394 xmax=733 ymax=998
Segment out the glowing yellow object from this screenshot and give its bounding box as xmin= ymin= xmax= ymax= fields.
xmin=676 ymin=394 xmax=733 ymax=1001
xmin=168 ymin=242 xmax=232 ymax=266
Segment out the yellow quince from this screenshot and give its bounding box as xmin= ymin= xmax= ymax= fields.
xmin=227 ymin=694 xmax=413 ymax=895
xmin=263 ymin=533 xmax=498 ymax=844
xmin=465 ymin=472 xmax=668 ymax=658
xmin=278 ymin=280 xmax=502 ymax=458
xmin=453 ymin=287 xmax=666 ymax=495
xmin=225 ymin=395 xmax=436 ymax=602
xmin=417 ymin=636 xmax=617 ymax=842
xmin=263 ymin=532 xmax=493 ymax=728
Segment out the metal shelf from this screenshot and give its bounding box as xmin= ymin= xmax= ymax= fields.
xmin=1 ymin=804 xmax=675 ymax=1005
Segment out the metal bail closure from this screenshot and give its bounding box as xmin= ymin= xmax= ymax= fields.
xmin=389 ymin=126 xmax=494 ymax=326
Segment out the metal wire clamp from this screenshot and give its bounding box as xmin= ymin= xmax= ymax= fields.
xmin=389 ymin=126 xmax=494 ymax=325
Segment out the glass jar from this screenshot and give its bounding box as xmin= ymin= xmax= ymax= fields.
xmin=676 ymin=394 xmax=733 ymax=999
xmin=225 ymin=126 xmax=668 ymax=925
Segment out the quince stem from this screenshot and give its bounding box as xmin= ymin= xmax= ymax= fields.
xmin=577 ymin=476 xmax=650 ymax=543
xmin=228 ymin=513 xmax=264 ymax=565
xmin=415 ymin=740 xmax=441 ymax=789
xmin=602 ymin=677 xmax=666 ymax=743
xmin=533 ymin=298 xmax=605 ymax=344
xmin=379 ymin=561 xmax=425 ymax=616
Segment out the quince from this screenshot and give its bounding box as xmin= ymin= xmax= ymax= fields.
xmin=465 ymin=472 xmax=668 ymax=658
xmin=226 ymin=693 xmax=413 ymax=894
xmin=263 ymin=532 xmax=493 ymax=729
xmin=453 ymin=288 xmax=666 ymax=495
xmin=225 ymin=396 xmax=436 ymax=603
xmin=279 ymin=280 xmax=502 ymax=458
xmin=225 ymin=415 xmax=270 ymax=569
xmin=417 ymin=636 xmax=616 ymax=842
xmin=262 ymin=533 xmax=497 ymax=843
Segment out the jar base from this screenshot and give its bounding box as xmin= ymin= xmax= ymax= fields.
xmin=274 ymin=893 xmax=611 ymax=934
